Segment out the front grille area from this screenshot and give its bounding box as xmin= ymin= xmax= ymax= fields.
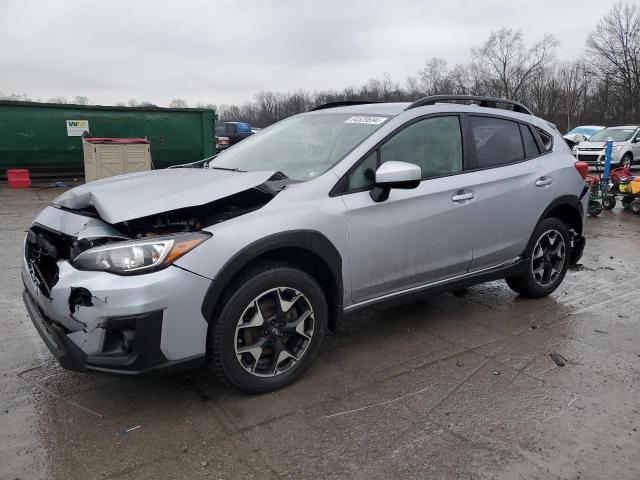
xmin=25 ymin=225 xmax=75 ymax=297
xmin=577 ymin=154 xmax=600 ymax=163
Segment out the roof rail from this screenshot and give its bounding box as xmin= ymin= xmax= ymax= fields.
xmin=405 ymin=95 xmax=533 ymax=115
xmin=310 ymin=100 xmax=381 ymax=111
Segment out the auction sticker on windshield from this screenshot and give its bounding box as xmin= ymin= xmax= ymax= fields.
xmin=344 ymin=116 xmax=388 ymax=125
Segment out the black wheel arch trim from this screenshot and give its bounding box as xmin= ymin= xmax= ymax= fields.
xmin=533 ymin=194 xmax=585 ymax=264
xmin=537 ymin=194 xmax=584 ymax=232
xmin=200 ymin=230 xmax=343 ymax=326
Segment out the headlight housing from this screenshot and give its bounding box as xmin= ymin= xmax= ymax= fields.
xmin=72 ymin=232 xmax=211 ymax=274
xmin=614 ymin=145 xmax=623 ymax=152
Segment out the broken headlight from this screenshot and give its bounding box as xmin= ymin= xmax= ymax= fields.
xmin=72 ymin=232 xmax=210 ymax=274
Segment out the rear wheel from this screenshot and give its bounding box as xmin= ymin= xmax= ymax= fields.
xmin=209 ymin=263 xmax=327 ymax=394
xmin=631 ymin=199 xmax=640 ymax=215
xmin=505 ymin=218 xmax=571 ymax=298
xmin=602 ymin=196 xmax=616 ymax=210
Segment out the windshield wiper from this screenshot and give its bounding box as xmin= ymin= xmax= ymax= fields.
xmin=209 ymin=166 xmax=247 ymax=173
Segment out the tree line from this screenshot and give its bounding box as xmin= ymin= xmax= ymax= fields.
xmin=218 ymin=1 xmax=640 ymax=132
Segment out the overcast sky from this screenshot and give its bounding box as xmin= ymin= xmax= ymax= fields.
xmin=0 ymin=0 xmax=615 ymax=107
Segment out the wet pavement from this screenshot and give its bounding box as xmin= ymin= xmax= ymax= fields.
xmin=1 ymin=184 xmax=640 ymax=480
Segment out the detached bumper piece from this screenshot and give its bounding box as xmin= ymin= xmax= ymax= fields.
xmin=23 ymin=289 xmax=203 ymax=375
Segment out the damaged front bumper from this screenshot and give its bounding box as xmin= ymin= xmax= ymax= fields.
xmin=21 ymin=208 xmax=213 ymax=375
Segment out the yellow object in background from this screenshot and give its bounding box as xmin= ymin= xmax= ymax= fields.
xmin=631 ymin=178 xmax=640 ymax=195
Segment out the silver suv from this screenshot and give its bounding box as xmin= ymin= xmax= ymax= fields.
xmin=22 ymin=96 xmax=588 ymax=393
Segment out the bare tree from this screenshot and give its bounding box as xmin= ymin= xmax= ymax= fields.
xmin=419 ymin=58 xmax=450 ymax=95
xmin=169 ymin=98 xmax=188 ymax=108
xmin=586 ymin=1 xmax=640 ymax=122
xmin=472 ymin=28 xmax=559 ymax=100
xmin=73 ymin=95 xmax=90 ymax=105
xmin=47 ymin=96 xmax=68 ymax=104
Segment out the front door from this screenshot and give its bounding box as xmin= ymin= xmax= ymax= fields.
xmin=341 ymin=115 xmax=475 ymax=304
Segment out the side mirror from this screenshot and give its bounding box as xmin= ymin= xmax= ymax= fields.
xmin=370 ymin=161 xmax=421 ymax=202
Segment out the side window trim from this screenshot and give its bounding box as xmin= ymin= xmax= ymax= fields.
xmin=331 ymin=112 xmax=467 ymax=197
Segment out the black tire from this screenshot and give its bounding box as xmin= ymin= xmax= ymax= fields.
xmin=631 ymin=199 xmax=640 ymax=215
xmin=505 ymin=218 xmax=571 ymax=298
xmin=602 ymin=196 xmax=616 ymax=210
xmin=588 ymin=200 xmax=603 ymax=216
xmin=620 ymin=153 xmax=633 ymax=169
xmin=208 ymin=262 xmax=327 ymax=394
xmin=622 ymin=196 xmax=633 ymax=210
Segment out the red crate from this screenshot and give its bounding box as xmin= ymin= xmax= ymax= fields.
xmin=7 ymin=169 xmax=32 ymax=188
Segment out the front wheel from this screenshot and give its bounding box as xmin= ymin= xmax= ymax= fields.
xmin=631 ymin=199 xmax=640 ymax=215
xmin=209 ymin=263 xmax=327 ymax=394
xmin=505 ymin=218 xmax=571 ymax=298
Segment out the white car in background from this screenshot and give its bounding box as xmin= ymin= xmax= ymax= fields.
xmin=573 ymin=125 xmax=640 ymax=168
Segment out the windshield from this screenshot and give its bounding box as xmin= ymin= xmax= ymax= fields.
xmin=210 ymin=113 xmax=389 ymax=180
xmin=589 ymin=128 xmax=636 ymax=142
xmin=566 ymin=126 xmax=602 ymax=138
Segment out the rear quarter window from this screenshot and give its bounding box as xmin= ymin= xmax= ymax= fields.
xmin=537 ymin=128 xmax=554 ymax=152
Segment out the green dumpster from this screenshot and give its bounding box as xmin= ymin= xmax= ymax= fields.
xmin=0 ymin=101 xmax=216 ymax=178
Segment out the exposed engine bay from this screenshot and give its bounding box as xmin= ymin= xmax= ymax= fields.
xmin=25 ymin=173 xmax=290 ymax=299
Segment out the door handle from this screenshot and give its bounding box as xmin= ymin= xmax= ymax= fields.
xmin=535 ymin=177 xmax=554 ymax=187
xmin=451 ymin=192 xmax=475 ymax=202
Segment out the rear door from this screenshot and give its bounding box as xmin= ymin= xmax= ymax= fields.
xmin=463 ymin=115 xmax=558 ymax=270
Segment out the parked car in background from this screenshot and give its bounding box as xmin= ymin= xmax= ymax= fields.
xmin=22 ymin=95 xmax=588 ymax=393
xmin=573 ymin=125 xmax=640 ymax=168
xmin=564 ymin=125 xmax=605 ymax=143
xmin=215 ymin=121 xmax=254 ymax=152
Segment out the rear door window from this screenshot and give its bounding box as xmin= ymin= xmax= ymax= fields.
xmin=470 ymin=116 xmax=524 ymax=168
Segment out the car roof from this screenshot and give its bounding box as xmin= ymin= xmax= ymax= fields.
xmin=307 ymin=101 xmax=547 ymax=128
xmin=307 ymin=102 xmax=410 ymax=116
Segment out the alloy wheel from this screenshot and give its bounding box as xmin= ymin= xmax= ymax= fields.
xmin=234 ymin=287 xmax=314 ymax=377
xmin=531 ymin=229 xmax=566 ymax=287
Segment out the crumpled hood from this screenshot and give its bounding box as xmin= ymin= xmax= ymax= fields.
xmin=54 ymin=168 xmax=277 ymax=224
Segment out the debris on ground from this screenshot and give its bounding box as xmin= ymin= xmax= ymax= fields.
xmin=455 ymin=360 xmax=463 ymax=367
xmin=493 ymin=371 xmax=500 ymax=375
xmin=549 ymin=352 xmax=582 ymax=367
xmin=568 ymin=263 xmax=595 ymax=272
xmin=594 ymin=329 xmax=608 ymax=334
xmin=549 ymin=352 xmax=567 ymax=367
